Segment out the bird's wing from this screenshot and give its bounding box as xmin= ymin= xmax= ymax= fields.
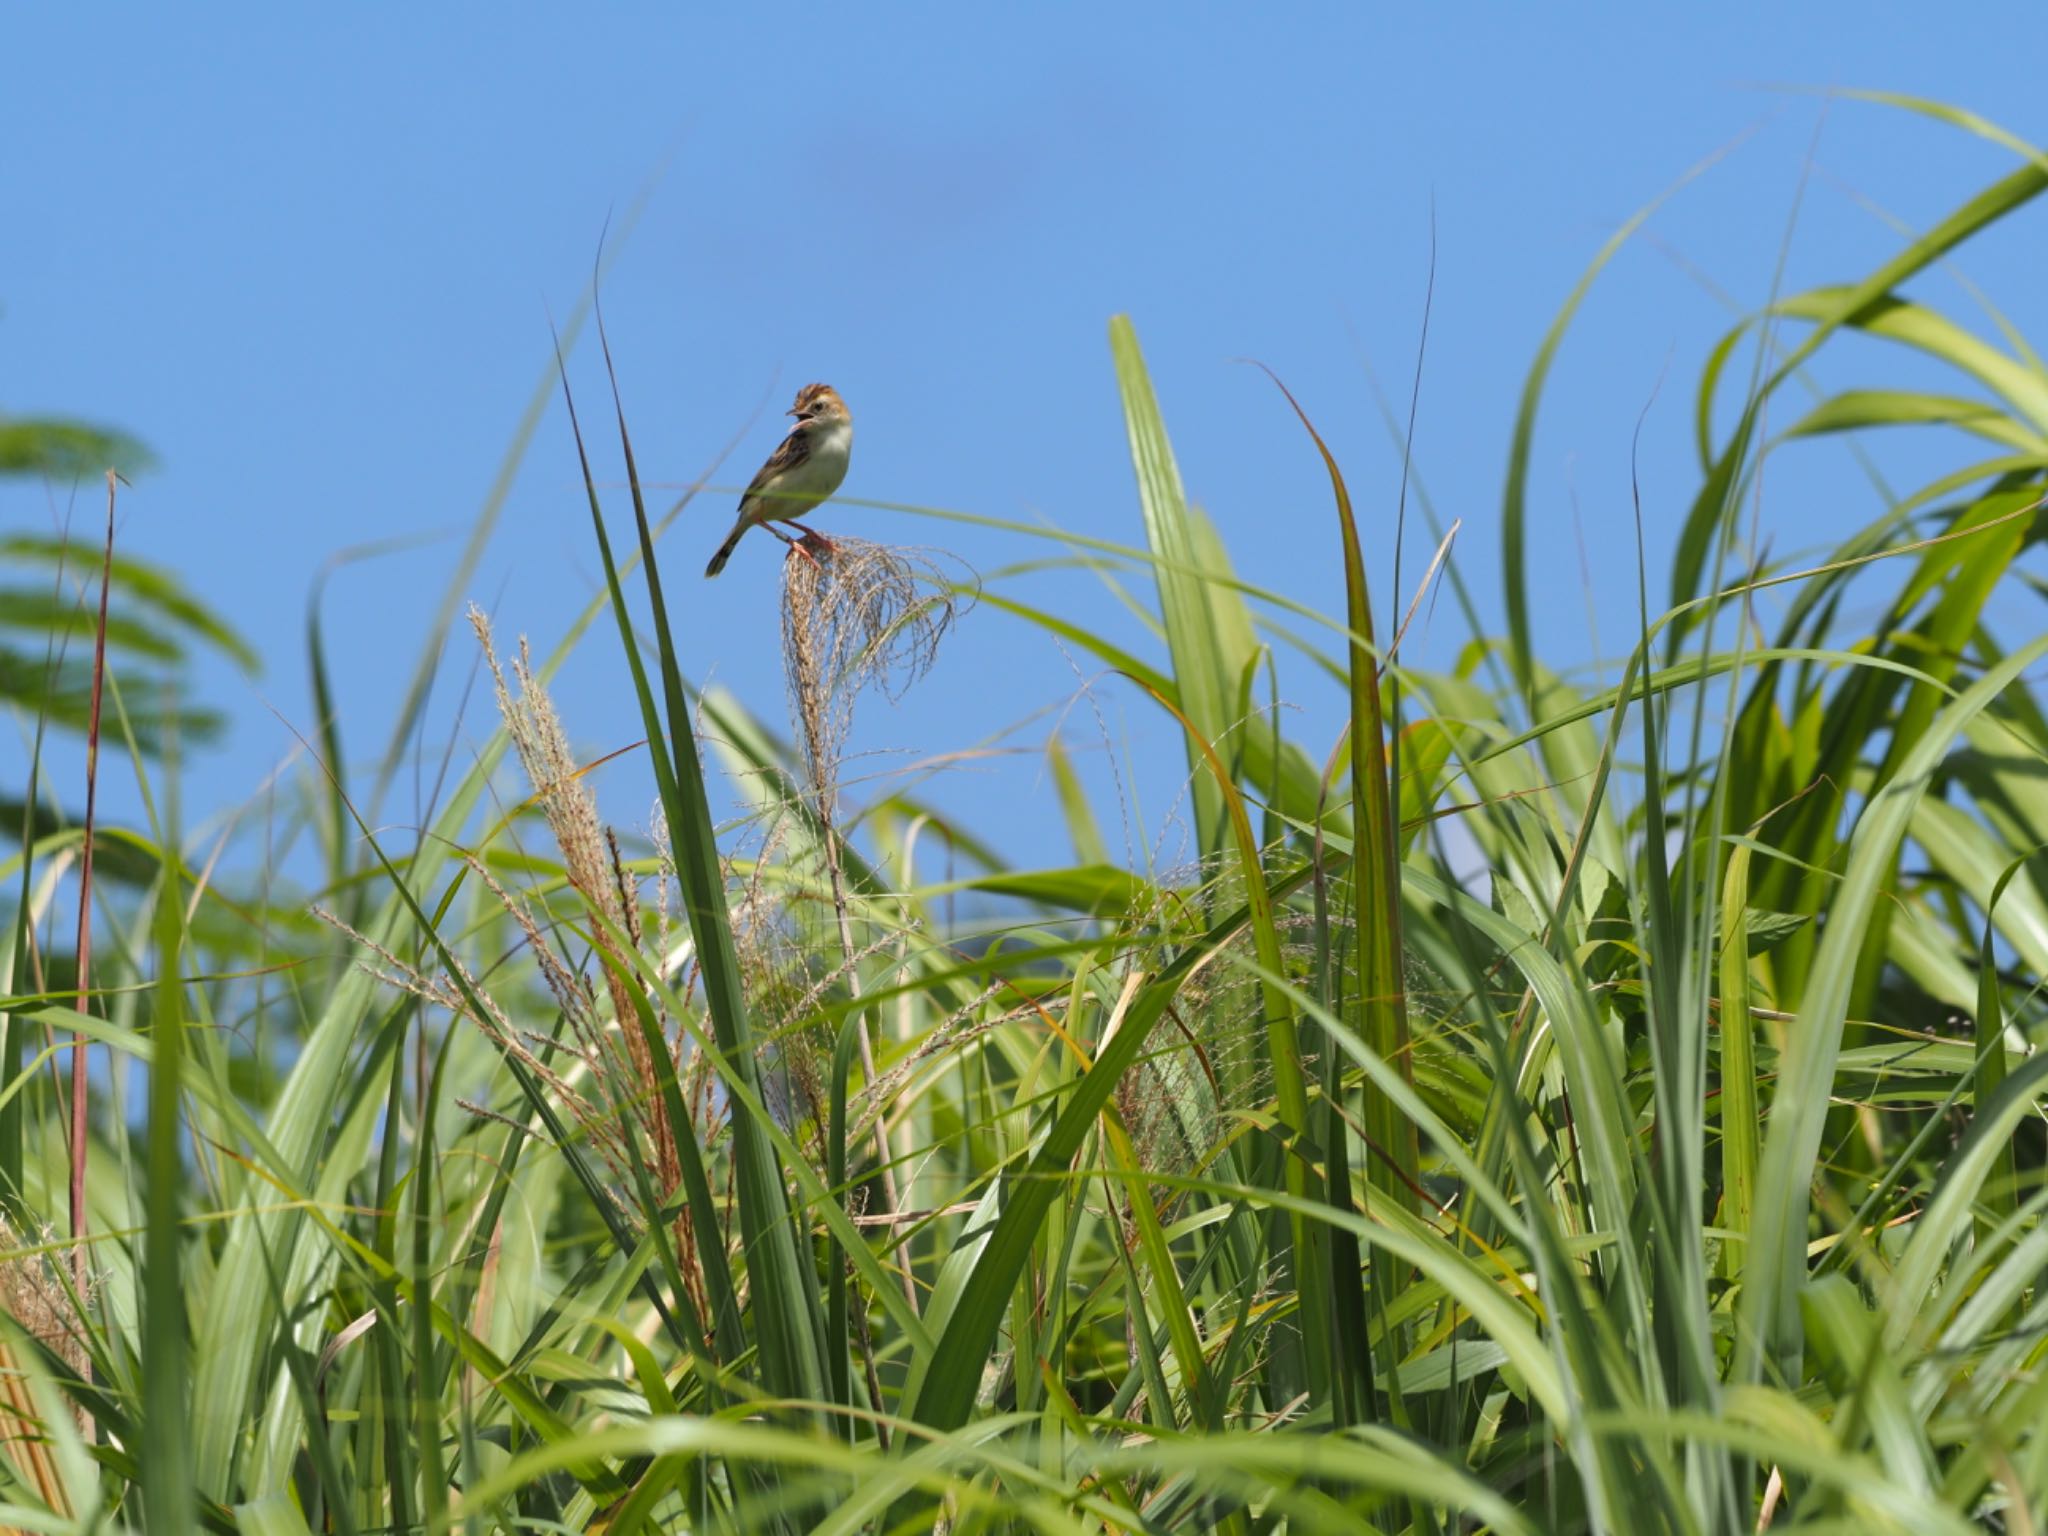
xmin=741 ymin=424 xmax=812 ymax=505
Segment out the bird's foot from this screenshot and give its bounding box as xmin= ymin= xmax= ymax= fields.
xmin=784 ymin=535 xmax=829 ymax=572
xmin=781 ymin=526 xmax=836 ymax=566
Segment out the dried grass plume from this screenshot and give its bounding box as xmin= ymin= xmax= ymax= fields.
xmin=780 ymin=535 xmax=971 ymax=815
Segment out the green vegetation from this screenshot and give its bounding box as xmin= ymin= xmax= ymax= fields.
xmin=3 ymin=98 xmax=2046 ymax=1533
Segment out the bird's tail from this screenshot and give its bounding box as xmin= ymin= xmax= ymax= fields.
xmin=704 ymin=524 xmax=745 ymax=578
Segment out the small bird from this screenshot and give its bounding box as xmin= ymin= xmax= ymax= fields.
xmin=704 ymin=382 xmax=853 ymax=577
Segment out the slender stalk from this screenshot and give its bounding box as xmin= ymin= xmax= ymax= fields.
xmin=66 ymin=471 xmax=120 ymax=1439
xmin=780 ymin=542 xmax=919 ymax=1316
xmin=816 ymin=758 xmax=917 ymax=1318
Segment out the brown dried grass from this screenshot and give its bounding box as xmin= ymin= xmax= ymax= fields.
xmin=0 ymin=1219 xmax=86 ymax=1517
xmin=779 ymin=535 xmax=969 ymax=817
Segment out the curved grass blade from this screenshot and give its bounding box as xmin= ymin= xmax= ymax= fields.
xmin=1109 ymin=317 xmax=1236 ymax=873
xmin=560 ymin=305 xmax=828 ymax=1410
xmin=1740 ymin=631 xmax=2048 ymax=1382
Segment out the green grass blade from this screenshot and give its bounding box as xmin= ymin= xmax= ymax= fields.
xmin=557 ymin=313 xmax=828 ymax=1411
xmin=1741 ymin=632 xmax=2048 ymax=1382
xmin=1971 ymin=853 xmax=2035 ymax=1243
xmin=1716 ymin=844 xmax=1758 ymax=1285
xmin=1254 ymin=368 xmax=1421 ymax=1216
xmin=1669 ymin=157 xmax=2048 ymax=645
xmin=142 ymin=851 xmax=193 ymax=1535
xmin=1109 ymin=316 xmax=1235 ymax=871
xmin=902 ymin=865 xmax=1307 ymax=1431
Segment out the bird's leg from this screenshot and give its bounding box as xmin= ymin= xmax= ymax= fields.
xmin=780 ymin=533 xmax=828 ymax=572
xmin=780 ymin=520 xmax=837 ymax=557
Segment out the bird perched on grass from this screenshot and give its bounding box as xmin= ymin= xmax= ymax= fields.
xmin=704 ymin=382 xmax=853 ymax=577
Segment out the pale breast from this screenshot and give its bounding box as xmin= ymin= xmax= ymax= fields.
xmin=785 ymin=420 xmax=852 ymax=501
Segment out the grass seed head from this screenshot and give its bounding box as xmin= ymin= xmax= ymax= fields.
xmin=779 ymin=535 xmax=972 ymax=815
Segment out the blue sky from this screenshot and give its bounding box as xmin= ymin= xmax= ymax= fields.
xmin=6 ymin=7 xmax=2044 ymax=879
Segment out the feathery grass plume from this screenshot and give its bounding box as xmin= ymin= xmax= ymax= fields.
xmin=1111 ymin=856 xmax=1283 ymax=1211
xmin=1112 ymin=844 xmax=1463 ymax=1228
xmin=326 ymin=607 xmax=728 ymax=1327
xmin=468 ymin=605 xmax=678 ymax=1187
xmin=779 ymin=535 xmax=970 ymax=817
xmin=473 ymin=604 xmax=725 ymax=1321
xmin=777 ymin=534 xmax=971 ymax=1302
xmin=722 ymin=807 xmax=839 ymax=1140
